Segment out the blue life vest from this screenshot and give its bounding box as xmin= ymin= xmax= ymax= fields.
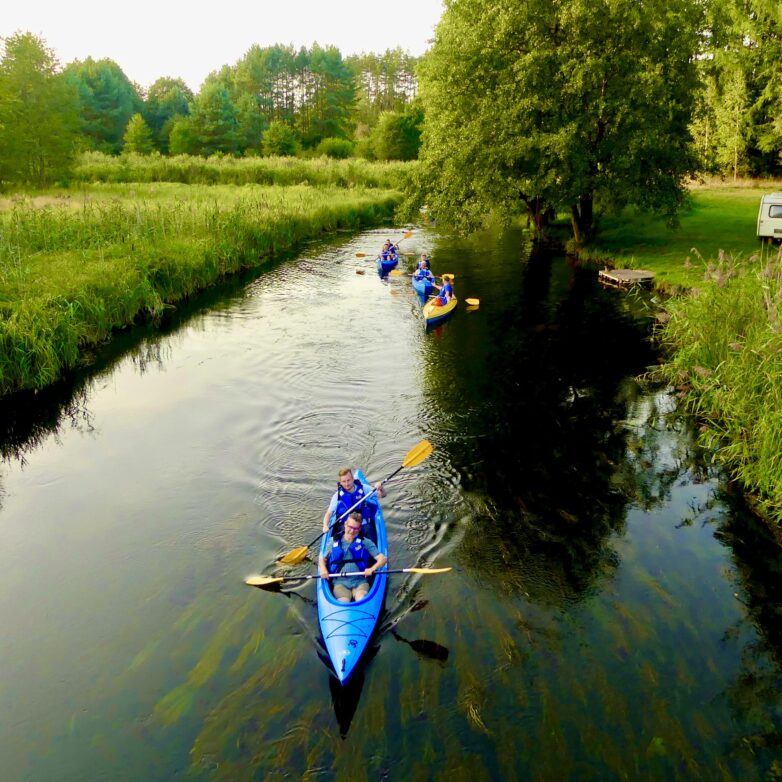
xmin=336 ymin=481 xmax=376 ymax=523
xmin=440 ymin=281 xmax=453 ymax=299
xmin=328 ymin=537 xmax=372 ymax=574
xmin=414 ymin=268 xmax=434 ymax=281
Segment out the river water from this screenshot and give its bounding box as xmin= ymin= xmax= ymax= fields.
xmin=1 ymin=225 xmax=781 ymax=781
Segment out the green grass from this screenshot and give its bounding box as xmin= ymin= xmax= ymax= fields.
xmin=582 ymin=181 xmax=777 ymax=289
xmin=0 ymin=182 xmax=401 ymax=395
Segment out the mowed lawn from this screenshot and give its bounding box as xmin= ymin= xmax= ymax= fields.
xmin=586 ymin=181 xmax=782 ymax=288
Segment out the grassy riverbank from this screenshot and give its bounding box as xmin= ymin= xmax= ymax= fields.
xmin=584 ymin=181 xmax=782 ymax=526
xmin=0 ymin=182 xmax=401 ymax=395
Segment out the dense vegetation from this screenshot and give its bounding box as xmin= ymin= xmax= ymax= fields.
xmin=0 ymin=184 xmax=401 ymax=395
xmin=72 ymin=151 xmax=414 ymax=189
xmin=0 ymin=34 xmax=422 ymax=189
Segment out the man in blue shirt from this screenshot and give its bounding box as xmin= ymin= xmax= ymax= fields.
xmin=319 ymin=513 xmax=387 ymax=602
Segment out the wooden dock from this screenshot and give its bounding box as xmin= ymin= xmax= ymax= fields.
xmin=598 ymin=268 xmax=655 ymax=289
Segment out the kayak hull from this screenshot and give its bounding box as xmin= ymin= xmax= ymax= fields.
xmin=317 ymin=469 xmax=388 ymax=685
xmin=423 ymin=296 xmax=458 ymax=327
xmin=412 ymin=276 xmax=435 ymax=300
xmin=377 ymin=257 xmax=398 ymax=276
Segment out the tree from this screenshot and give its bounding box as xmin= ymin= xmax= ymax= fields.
xmin=346 ymin=49 xmax=419 ymax=126
xmin=143 ymin=77 xmax=192 ymax=152
xmin=122 ymin=113 xmax=155 ymax=154
xmin=410 ymin=0 xmax=702 ymax=243
xmin=262 ymin=120 xmax=298 ymax=156
xmin=188 ymin=81 xmax=238 ymax=155
xmin=0 ymin=32 xmax=80 ymax=185
xmin=64 ymin=58 xmax=143 ymax=154
xmin=370 ymin=100 xmax=424 ymax=161
xmin=167 ymin=116 xmax=197 ymax=155
xmin=713 ymin=63 xmax=751 ymax=181
xmin=294 ymin=45 xmax=356 ymax=148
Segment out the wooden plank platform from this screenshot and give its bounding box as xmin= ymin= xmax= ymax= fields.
xmin=598 ymin=268 xmax=655 ymax=289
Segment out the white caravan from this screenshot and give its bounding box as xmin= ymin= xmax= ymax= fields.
xmin=757 ymin=193 xmax=782 ymax=241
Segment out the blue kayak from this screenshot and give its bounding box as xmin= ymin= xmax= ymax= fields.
xmin=412 ymin=274 xmax=435 ymax=300
xmin=317 ymin=469 xmax=388 ymax=684
xmin=377 ymin=256 xmax=399 ymax=276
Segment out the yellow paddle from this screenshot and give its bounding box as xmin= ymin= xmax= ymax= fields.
xmin=246 ymin=566 xmax=452 ymax=590
xmin=277 ymin=439 xmax=433 ymax=566
xmin=465 ymin=298 xmax=480 ymax=306
xmin=355 ymin=231 xmax=413 ymax=258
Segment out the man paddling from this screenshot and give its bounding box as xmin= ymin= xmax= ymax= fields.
xmin=323 ymin=467 xmax=385 ymax=542
xmin=319 ymin=512 xmax=387 ymax=603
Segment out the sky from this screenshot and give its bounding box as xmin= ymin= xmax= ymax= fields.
xmin=3 ymin=0 xmax=444 ymax=93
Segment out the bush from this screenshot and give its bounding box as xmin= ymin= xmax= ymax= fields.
xmin=315 ymin=137 xmax=354 ymax=159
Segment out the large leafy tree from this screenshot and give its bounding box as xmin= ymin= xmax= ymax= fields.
xmin=0 ymin=32 xmax=80 ymax=185
xmin=64 ymin=57 xmax=143 ymax=154
xmin=143 ymin=77 xmax=192 ymax=152
xmin=370 ymin=100 xmax=424 ymax=161
xmin=411 ymin=0 xmax=702 ymax=242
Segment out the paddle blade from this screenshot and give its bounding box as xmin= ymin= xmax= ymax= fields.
xmin=355 ymin=252 xmax=366 ymax=257
xmin=401 ymin=439 xmax=433 ymax=468
xmin=278 ymin=546 xmax=309 ymax=566
xmin=245 ymin=575 xmax=284 ymax=589
xmin=404 ymin=567 xmax=452 ymax=574
xmin=403 ymin=231 xmax=413 ymax=239
xmin=465 ymin=298 xmax=480 ymax=306
xmin=409 ymin=638 xmax=450 ymax=662
xmin=389 ymin=269 xmax=403 ymax=276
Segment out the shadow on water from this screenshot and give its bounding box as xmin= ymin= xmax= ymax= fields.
xmin=420 ymin=237 xmax=659 ymax=606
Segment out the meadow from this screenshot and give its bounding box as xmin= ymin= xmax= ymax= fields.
xmin=0 ymin=182 xmax=401 ymax=395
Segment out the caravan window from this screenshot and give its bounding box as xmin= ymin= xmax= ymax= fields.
xmin=770 ymin=205 xmax=782 ymax=218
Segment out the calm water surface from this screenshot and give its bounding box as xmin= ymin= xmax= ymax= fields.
xmin=2 ymin=226 xmax=782 ymax=780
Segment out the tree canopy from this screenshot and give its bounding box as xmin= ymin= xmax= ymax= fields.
xmin=410 ymin=0 xmax=702 ymax=241
xmin=64 ymin=57 xmax=143 ymax=154
xmin=0 ymin=32 xmax=80 ymax=185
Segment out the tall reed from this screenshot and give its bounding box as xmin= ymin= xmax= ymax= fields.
xmin=655 ymin=246 xmax=782 ymax=522
xmin=72 ymin=151 xmax=415 ymax=190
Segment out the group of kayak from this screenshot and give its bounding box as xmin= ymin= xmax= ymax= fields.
xmin=376 ymin=238 xmax=458 ymax=327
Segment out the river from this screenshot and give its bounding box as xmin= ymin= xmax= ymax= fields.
xmin=1 ymin=225 xmax=781 ymax=781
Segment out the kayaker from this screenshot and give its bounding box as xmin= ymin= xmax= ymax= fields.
xmin=433 ymin=273 xmax=454 ymax=306
xmin=413 ymin=257 xmax=435 ymax=282
xmin=319 ymin=512 xmax=387 ymax=603
xmin=380 ymin=240 xmax=398 ymax=261
xmin=323 ymin=467 xmax=385 ymax=540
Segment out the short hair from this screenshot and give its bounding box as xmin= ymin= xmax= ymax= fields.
xmin=349 ymin=512 xmax=362 ymax=522
xmin=338 ymin=467 xmax=353 ymax=478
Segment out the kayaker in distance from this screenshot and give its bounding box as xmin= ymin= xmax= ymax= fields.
xmin=323 ymin=467 xmax=386 ymax=541
xmin=433 ymin=273 xmax=454 ymax=306
xmin=413 ymin=256 xmax=435 ymax=282
xmin=319 ymin=512 xmax=387 ymax=603
xmin=380 ymin=240 xmax=398 ymax=262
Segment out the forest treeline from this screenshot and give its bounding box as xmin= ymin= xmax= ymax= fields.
xmin=0 ymin=33 xmax=422 ymax=187
xmin=3 ymin=1 xmax=782 ymax=221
